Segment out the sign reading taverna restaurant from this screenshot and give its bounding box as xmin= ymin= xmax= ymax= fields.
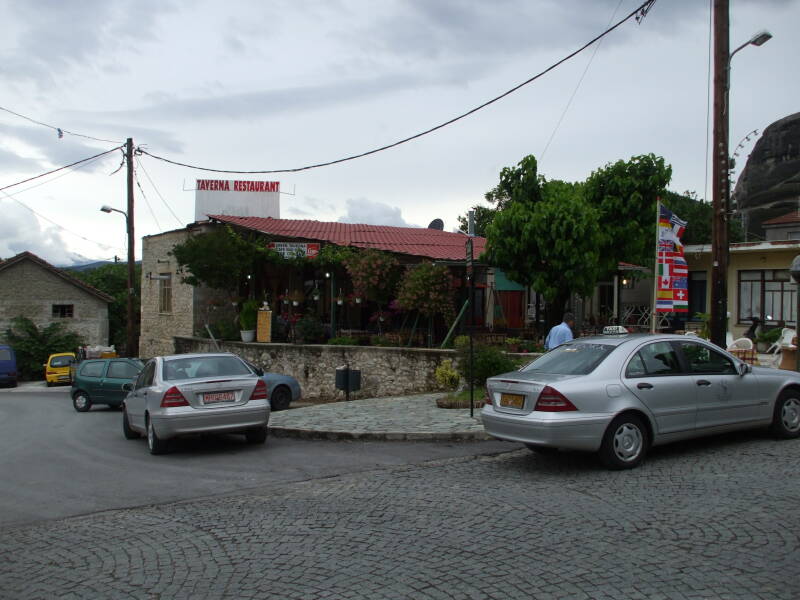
xmin=194 ymin=179 xmax=280 ymax=222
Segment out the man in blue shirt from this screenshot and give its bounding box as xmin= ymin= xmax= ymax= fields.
xmin=545 ymin=312 xmax=575 ymax=350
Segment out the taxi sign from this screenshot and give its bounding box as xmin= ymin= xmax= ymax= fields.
xmin=603 ymin=325 xmax=629 ymax=335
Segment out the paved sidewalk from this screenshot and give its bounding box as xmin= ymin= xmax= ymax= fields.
xmin=0 ymin=381 xmax=69 ymax=393
xmin=269 ymin=393 xmax=490 ymax=441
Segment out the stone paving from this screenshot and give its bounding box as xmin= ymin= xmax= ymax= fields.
xmin=2 ymin=430 xmax=799 ymax=599
xmin=269 ymin=393 xmax=490 ymax=441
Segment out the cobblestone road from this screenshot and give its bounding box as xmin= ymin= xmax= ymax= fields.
xmin=2 ymin=430 xmax=799 ymax=599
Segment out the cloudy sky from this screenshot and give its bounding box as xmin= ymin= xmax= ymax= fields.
xmin=1 ymin=0 xmax=797 ymax=265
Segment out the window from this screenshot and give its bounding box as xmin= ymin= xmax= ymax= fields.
xmin=107 ymin=360 xmax=143 ymax=379
xmin=522 ymin=343 xmax=614 ymax=375
xmin=80 ymin=361 xmax=105 ymax=378
xmin=679 ymin=342 xmax=736 ymax=375
xmin=162 ymin=355 xmax=251 ymax=381
xmin=738 ymin=269 xmax=796 ymax=325
xmin=158 ymin=273 xmax=172 ymax=313
xmin=52 ymin=304 xmax=74 ymax=318
xmin=625 ymin=342 xmax=682 ymax=377
xmin=136 ymin=361 xmax=156 ymax=389
xmin=0 ymin=349 xmax=11 ymax=361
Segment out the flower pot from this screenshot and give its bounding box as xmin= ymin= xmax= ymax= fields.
xmin=355 ymin=298 xmax=362 ymax=304
xmin=337 ymin=300 xmax=343 ymax=306
xmin=292 ymin=301 xmax=299 ymax=307
xmin=240 ymin=330 xmax=255 ymax=343
xmin=312 ymin=295 xmax=320 ymax=301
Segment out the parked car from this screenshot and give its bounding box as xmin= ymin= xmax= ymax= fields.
xmin=44 ymin=352 xmax=76 ymax=386
xmin=242 ymin=358 xmax=302 ymax=411
xmin=0 ymin=345 xmax=18 ymax=388
xmin=70 ymin=358 xmax=144 ymax=412
xmin=122 ymin=353 xmax=270 ymax=455
xmin=482 ymin=333 xmax=800 ymax=469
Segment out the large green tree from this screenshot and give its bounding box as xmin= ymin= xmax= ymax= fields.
xmin=72 ymin=263 xmax=141 ymax=351
xmin=4 ymin=317 xmax=84 ymax=380
xmin=484 ymin=155 xmax=601 ymax=326
xmin=661 ymin=190 xmax=744 ymax=245
xmin=583 ymin=153 xmax=673 ymax=278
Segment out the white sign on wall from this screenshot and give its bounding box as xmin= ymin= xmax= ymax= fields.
xmin=194 ymin=179 xmax=280 ymax=222
xmin=268 ymin=242 xmax=320 ymax=259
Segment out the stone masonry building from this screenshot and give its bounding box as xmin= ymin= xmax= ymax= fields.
xmin=0 ymin=251 xmax=112 ymax=345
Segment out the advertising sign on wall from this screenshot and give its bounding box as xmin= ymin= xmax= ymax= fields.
xmin=268 ymin=242 xmax=320 ymax=259
xmin=195 ymin=179 xmax=280 ymax=222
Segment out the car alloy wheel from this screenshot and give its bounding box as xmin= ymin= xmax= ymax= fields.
xmin=613 ymin=423 xmax=643 ymax=462
xmin=73 ymin=392 xmax=92 ymax=412
xmin=772 ymin=393 xmax=800 ymax=438
xmin=781 ymin=398 xmax=800 ymax=433
xmin=146 ymin=417 xmax=168 ymax=455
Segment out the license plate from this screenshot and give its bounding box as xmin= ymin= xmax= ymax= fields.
xmin=203 ymin=391 xmax=236 ymax=404
xmin=500 ymin=393 xmax=525 ymax=409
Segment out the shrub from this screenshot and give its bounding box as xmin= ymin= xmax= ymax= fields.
xmin=238 ymin=300 xmax=259 ymax=330
xmin=757 ymin=327 xmax=782 ymax=345
xmin=370 ymin=335 xmax=394 ymax=347
xmin=456 ymin=344 xmax=517 ymax=387
xmin=207 ymin=319 xmax=239 ymax=340
xmin=453 ymin=335 xmax=470 ymax=350
xmin=435 ymin=359 xmax=460 ymax=390
xmin=295 ymin=315 xmax=324 ymax=343
xmin=327 ymin=336 xmax=359 ymax=346
xmin=3 ymin=316 xmax=84 ymax=380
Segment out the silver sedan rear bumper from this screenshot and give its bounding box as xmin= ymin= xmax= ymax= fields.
xmin=151 ymin=401 xmax=270 ymax=440
xmin=481 ymin=406 xmax=612 ymax=451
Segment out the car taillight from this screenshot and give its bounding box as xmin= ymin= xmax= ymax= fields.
xmin=534 ymin=386 xmax=577 ymax=412
xmin=161 ymin=386 xmax=189 ymax=407
xmin=249 ymin=379 xmax=268 ymax=401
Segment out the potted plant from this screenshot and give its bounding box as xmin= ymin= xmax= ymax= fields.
xmin=290 ymin=290 xmax=304 ymax=307
xmin=239 ymin=299 xmax=259 ymax=342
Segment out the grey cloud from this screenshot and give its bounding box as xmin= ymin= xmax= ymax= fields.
xmin=337 ymin=198 xmax=417 ymax=227
xmin=89 ymin=72 xmax=431 ymax=123
xmin=0 ymin=198 xmax=92 ymax=265
xmin=285 ymin=206 xmax=312 ymax=217
xmin=0 ymin=123 xmax=121 ymax=173
xmin=303 ymin=196 xmax=337 ymax=214
xmin=0 ymin=147 xmax=46 ymax=172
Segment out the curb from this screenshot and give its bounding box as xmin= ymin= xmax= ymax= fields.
xmin=268 ymin=426 xmax=491 ymax=442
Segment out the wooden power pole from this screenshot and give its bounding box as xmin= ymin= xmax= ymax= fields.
xmin=125 ymin=138 xmax=136 ymax=357
xmin=710 ymin=0 xmax=730 ymax=348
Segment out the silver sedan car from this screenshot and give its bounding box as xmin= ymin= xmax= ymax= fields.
xmin=482 ymin=334 xmax=800 ymax=469
xmin=122 ymin=353 xmax=270 ymax=455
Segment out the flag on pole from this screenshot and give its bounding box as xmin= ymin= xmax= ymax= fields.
xmin=655 ymin=205 xmax=688 ymax=313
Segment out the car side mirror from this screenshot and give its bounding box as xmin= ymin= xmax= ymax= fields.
xmin=122 ymin=382 xmax=134 ymax=392
xmin=739 ymin=362 xmax=751 ymax=376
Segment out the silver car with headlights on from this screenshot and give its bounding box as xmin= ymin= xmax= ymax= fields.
xmin=122 ymin=353 xmax=270 ymax=454
xmin=482 ymin=334 xmax=800 ymax=469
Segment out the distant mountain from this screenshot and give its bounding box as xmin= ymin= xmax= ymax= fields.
xmin=61 ymin=260 xmax=142 ymax=271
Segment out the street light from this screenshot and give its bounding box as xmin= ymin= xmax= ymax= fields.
xmin=100 ymin=204 xmax=135 ymax=358
xmin=710 ymin=15 xmax=772 ymax=348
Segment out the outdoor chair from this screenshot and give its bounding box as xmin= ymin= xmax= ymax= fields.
xmin=726 ymin=337 xmax=754 ymax=351
xmin=766 ymin=328 xmax=797 ymax=355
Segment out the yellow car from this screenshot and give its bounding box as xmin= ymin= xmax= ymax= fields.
xmin=44 ymin=352 xmax=76 ymax=387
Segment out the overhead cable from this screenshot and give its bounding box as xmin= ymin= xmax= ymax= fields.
xmin=0 ymin=146 xmax=124 ymax=193
xmin=134 ymin=170 xmax=163 ymax=231
xmin=135 ymin=156 xmax=184 ymax=227
xmin=0 ymin=105 xmax=124 ymax=144
xmin=138 ymin=0 xmax=657 ymax=175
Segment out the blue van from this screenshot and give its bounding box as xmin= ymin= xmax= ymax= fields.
xmin=0 ymin=345 xmax=18 ymax=387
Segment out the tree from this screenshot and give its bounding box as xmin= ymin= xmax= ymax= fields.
xmin=583 ymin=154 xmax=673 ymax=279
xmin=456 ymin=205 xmax=497 ymax=237
xmin=4 ymin=317 xmax=84 ymax=380
xmin=396 ymin=262 xmax=455 ymax=322
xmin=170 ymin=225 xmax=275 ymax=293
xmin=484 ymin=163 xmax=601 ymax=327
xmin=343 ymin=249 xmax=400 ymax=305
xmin=72 ymin=263 xmax=141 ymax=351
xmin=662 ymin=190 xmax=744 ymax=245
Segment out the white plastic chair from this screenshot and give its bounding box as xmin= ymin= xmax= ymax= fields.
xmin=766 ymin=328 xmax=797 ymax=354
xmin=726 ymin=332 xmax=734 ymax=348
xmin=726 ymin=337 xmax=754 ymax=351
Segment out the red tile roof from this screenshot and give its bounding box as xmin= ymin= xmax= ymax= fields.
xmin=763 ymin=210 xmax=800 ymax=226
xmin=210 ymin=215 xmax=486 ymax=261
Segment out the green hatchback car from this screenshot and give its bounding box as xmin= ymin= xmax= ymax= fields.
xmin=71 ymin=358 xmax=144 ymax=412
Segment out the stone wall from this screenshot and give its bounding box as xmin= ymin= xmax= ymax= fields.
xmin=174 ymin=336 xmax=457 ymax=401
xmin=0 ymin=259 xmax=109 ymax=345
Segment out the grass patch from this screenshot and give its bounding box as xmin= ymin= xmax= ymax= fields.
xmin=436 ymin=389 xmax=485 ymax=409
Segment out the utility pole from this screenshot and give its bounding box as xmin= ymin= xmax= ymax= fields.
xmin=710 ymin=0 xmax=729 ymax=348
xmin=125 ymin=138 xmax=136 ymax=357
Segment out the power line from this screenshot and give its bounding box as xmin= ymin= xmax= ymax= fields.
xmin=0 ymin=105 xmax=124 ymax=144
xmin=135 ymin=155 xmax=184 ymax=227
xmin=0 ymin=145 xmax=124 ymax=193
xmin=7 ymin=148 xmax=121 ymax=197
xmin=540 ymin=0 xmax=624 ymax=161
xmin=138 ymin=0 xmax=656 ymax=175
xmin=0 ymin=189 xmax=125 ymax=253
xmin=134 ymin=170 xmax=163 ymax=231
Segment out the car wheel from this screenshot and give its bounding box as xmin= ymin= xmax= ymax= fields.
xmin=123 ymin=409 xmax=140 ymax=440
xmin=146 ymin=416 xmax=169 ymax=455
xmin=270 ymin=385 xmax=292 ymax=411
xmin=771 ymin=391 xmax=800 ymax=439
xmin=599 ymin=414 xmax=648 ymax=470
xmin=46 ymin=381 xmax=53 ymax=388
xmin=72 ymin=391 xmax=92 ymax=412
xmin=245 ymin=427 xmax=268 ymax=444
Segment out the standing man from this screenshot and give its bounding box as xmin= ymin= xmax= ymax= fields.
xmin=545 ymin=312 xmax=575 ymax=351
